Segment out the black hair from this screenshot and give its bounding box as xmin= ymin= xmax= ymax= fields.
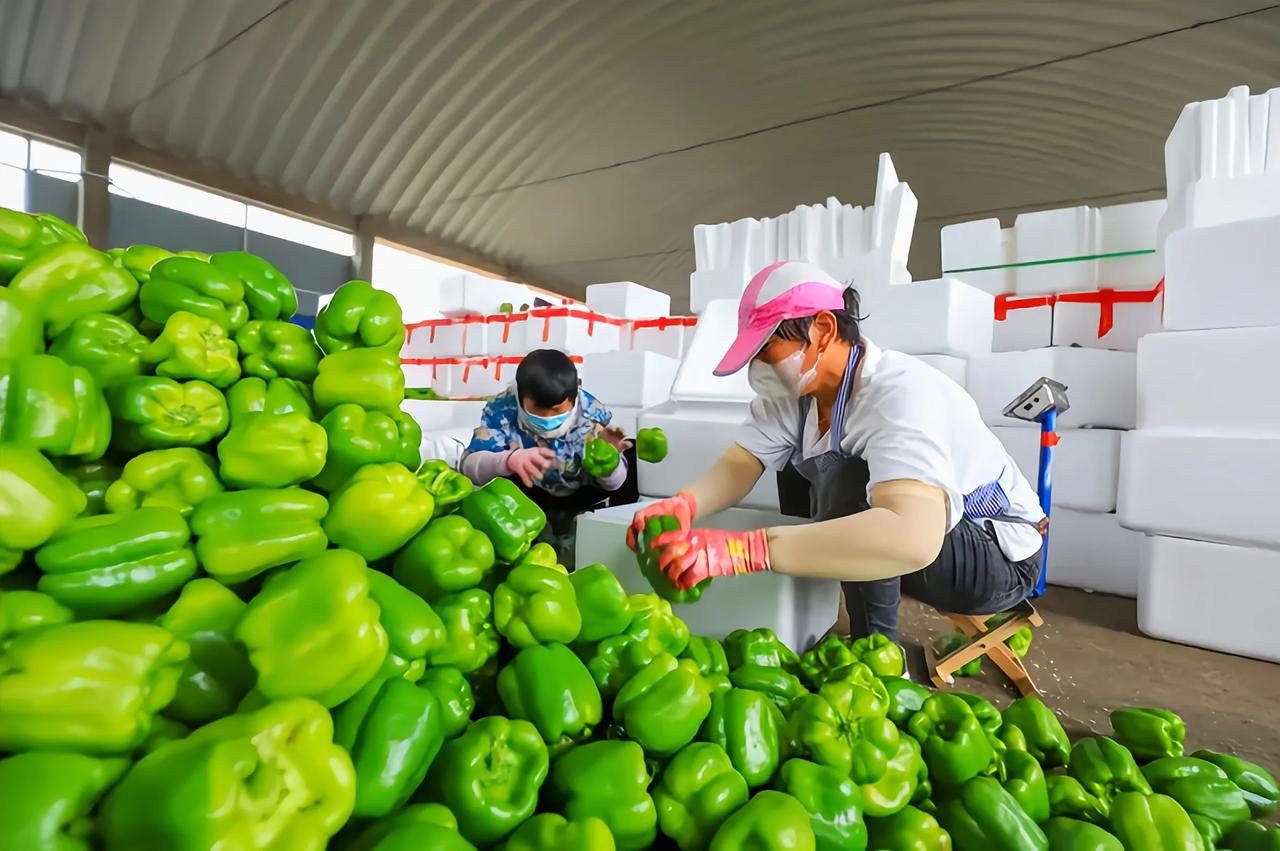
xmin=774 ymin=286 xmax=864 ymax=346
xmin=516 ymin=349 xmax=579 ymax=408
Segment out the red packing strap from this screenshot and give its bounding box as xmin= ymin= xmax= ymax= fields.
xmin=1041 ymin=431 xmax=1060 ymax=448
xmin=1055 ymin=279 xmax=1164 ymax=337
xmin=485 ymin=313 xmax=529 ymax=344
xmin=631 ymin=315 xmax=698 ymax=331
xmin=994 ymin=293 xmax=1055 ymax=322
xmin=529 ymin=307 xmax=628 ymax=342
xmin=404 ymin=317 xmax=471 ymax=345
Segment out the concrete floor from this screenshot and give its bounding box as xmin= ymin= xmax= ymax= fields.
xmin=841 ymin=586 xmax=1280 ymax=771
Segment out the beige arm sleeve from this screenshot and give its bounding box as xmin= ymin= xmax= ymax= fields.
xmin=764 ymin=479 xmax=949 ymax=581
xmin=685 ymin=443 xmax=767 ymax=520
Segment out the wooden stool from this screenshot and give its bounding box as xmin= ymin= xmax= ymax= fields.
xmin=924 ymin=599 xmax=1044 ymax=698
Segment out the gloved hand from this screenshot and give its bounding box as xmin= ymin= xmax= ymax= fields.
xmin=506 ymin=446 xmax=556 ymax=487
xmin=626 ymin=490 xmax=697 ymax=551
xmin=652 ymin=526 xmax=770 ymax=590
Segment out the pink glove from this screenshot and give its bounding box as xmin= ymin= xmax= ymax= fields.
xmin=626 ymin=491 xmax=697 ymax=551
xmin=651 ymin=527 xmax=771 ymax=590
xmin=507 ymin=447 xmax=556 ymax=487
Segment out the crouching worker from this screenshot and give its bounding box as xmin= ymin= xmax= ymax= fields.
xmin=628 ymin=261 xmax=1045 ymax=641
xmin=461 ymin=349 xmax=633 ymax=557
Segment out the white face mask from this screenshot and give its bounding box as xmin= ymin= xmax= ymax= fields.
xmin=748 ymin=346 xmax=819 ymax=399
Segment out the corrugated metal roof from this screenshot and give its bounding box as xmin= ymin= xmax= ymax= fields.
xmin=2 ymin=0 xmax=1278 ymax=307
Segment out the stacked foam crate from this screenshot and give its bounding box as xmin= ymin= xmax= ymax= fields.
xmin=1117 ymin=85 xmax=1280 ymax=663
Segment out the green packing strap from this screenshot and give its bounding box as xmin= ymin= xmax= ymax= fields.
xmin=944 ymin=248 xmax=1156 ymax=275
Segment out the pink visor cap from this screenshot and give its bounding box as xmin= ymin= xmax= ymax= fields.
xmin=712 ymin=260 xmax=849 ymax=377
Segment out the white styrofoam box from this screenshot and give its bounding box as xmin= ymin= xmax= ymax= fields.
xmin=1046 ymin=508 xmax=1144 ymax=597
xmin=1137 ymin=327 xmax=1280 ymax=434
xmin=400 ymin=399 xmax=487 ymax=434
xmin=420 ymin=426 xmax=473 ymax=468
xmin=403 ymin=318 xmax=470 ymax=358
xmin=1052 ymin=286 xmax=1163 ymax=351
xmin=941 ymin=218 xmax=1013 ymax=296
xmin=1014 ymin=206 xmax=1100 ymax=295
xmin=1097 ymin=200 xmax=1165 ymax=288
xmin=402 ymin=360 xmax=452 ymax=396
xmin=638 ymin=401 xmax=779 ymax=511
xmin=990 ymin=427 xmax=1122 ymax=512
xmin=860 ymin=278 xmax=993 ymax=357
xmin=992 ymin=294 xmax=1053 ymax=352
xmin=581 ymin=350 xmax=680 ymax=409
xmin=576 ymin=502 xmax=838 ymax=651
xmin=438 ymin=273 xmax=532 ymax=317
xmin=1118 ymin=430 xmax=1280 ymax=548
xmin=967 ymin=348 xmax=1137 ymax=429
xmin=524 ymin=307 xmax=624 ymax=354
xmin=629 ymin=316 xmax=697 ymax=360
xmin=1138 ymin=536 xmax=1280 ymax=663
xmin=484 ymin=313 xmax=533 ymax=357
xmin=448 ymin=357 xmax=517 ymax=399
xmin=670 ymin=299 xmax=754 ymax=404
xmin=913 ymin=354 xmax=967 ymax=387
xmin=1163 ymin=216 xmax=1280 ymax=330
xmin=586 ymin=281 xmax=671 ymax=319
xmin=607 ymin=406 xmax=640 ymax=437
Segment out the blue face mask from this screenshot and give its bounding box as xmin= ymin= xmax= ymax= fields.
xmin=524 ymin=409 xmax=571 ymax=433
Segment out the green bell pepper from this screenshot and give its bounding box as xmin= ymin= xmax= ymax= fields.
xmin=1142 ymin=756 xmax=1230 ymax=788
xmin=1043 ymin=818 xmax=1124 ymax=851
xmin=731 ymin=663 xmax=808 ymax=713
xmin=582 ymin=634 xmax=649 ymax=698
xmin=1190 ymin=750 xmax=1280 ymax=819
xmin=582 ymin=437 xmax=620 ymax=477
xmin=431 ymin=588 xmax=500 ymax=673
xmin=709 ymin=790 xmax=817 ymax=850
xmin=225 ymin=374 xmax=313 ymax=420
xmin=636 ymin=426 xmax=668 ymax=463
xmin=1111 ymin=707 xmax=1186 ymax=761
xmin=461 ymin=476 xmax=547 ymax=563
xmin=550 ymin=739 xmax=657 ymax=851
xmin=1048 ymin=775 xmax=1111 ymax=826
xmin=0 ymin=353 xmax=112 ymax=458
xmin=495 ymin=562 xmax=582 ymax=647
xmin=637 ymin=513 xmax=709 ymax=603
xmin=139 ymin=255 xmax=248 ymax=332
xmin=859 ymin=735 xmax=926 ymax=819
xmin=1220 ymin=821 xmax=1280 ymax=851
xmin=777 ymin=758 xmax=869 ymax=851
xmin=48 ymin=312 xmax=148 ymax=388
xmin=1142 ymin=757 xmax=1253 ymax=845
xmin=394 ymin=513 xmax=496 ymax=600
xmin=419 ymin=458 xmax=474 ymax=514
xmin=867 ymin=805 xmax=952 ymax=851
xmin=334 ymin=676 xmax=446 ymax=817
xmin=498 ymin=642 xmax=602 ymax=747
xmin=420 ymin=665 xmax=475 ymax=737
xmin=110 ymin=376 xmax=229 ymax=449
xmin=1003 ymin=749 xmax=1051 ymax=823
xmin=684 ymin=633 xmax=732 ymax=694
xmin=190 ymin=487 xmax=328 ymax=583
xmin=326 ymin=461 xmax=434 ymax=561
xmin=107 ymin=244 xmax=172 ymax=284
xmin=504 ymin=814 xmax=615 ymax=851
xmin=954 ymin=692 xmax=1002 ymax=735
xmin=104 ymin=447 xmax=222 ymax=516
xmin=0 ymin=750 xmax=129 ymax=851
xmin=625 ymin=592 xmax=691 ymax=655
xmin=100 ymin=698 xmax=355 ymax=850
xmin=0 ymin=286 xmax=43 ymax=358
xmin=852 ymin=633 xmax=905 ymax=677
xmin=0 ymin=588 xmax=73 ymax=641
xmin=615 ymin=651 xmax=713 ymax=757
xmin=10 ymin=242 xmax=138 ymax=337
xmin=59 ymin=458 xmax=119 ymax=515
xmin=788 ymin=676 xmax=899 ymax=784
xmin=800 ymin=634 xmax=858 ymax=688
xmin=1069 ymin=737 xmax=1153 ymax=801
xmin=0 ymin=443 xmax=85 ymax=572
xmin=208 ymin=250 xmax=296 ymax=320
xmin=234 ymin=318 xmax=321 ymax=381
xmin=156 ymin=578 xmax=255 ymax=724
xmin=907 ymin=694 xmax=995 ymax=790
xmin=236 ymin=549 xmax=388 ymax=707
xmin=656 ymin=741 xmax=750 ymax=851
xmin=727 ymin=626 xmax=801 ymax=670
xmin=427 ymin=715 xmax=549 ymax=846
xmin=314 ymin=348 xmax=405 ymax=413
xmin=883 ymin=676 xmax=932 ymax=728
xmin=1004 ymin=696 xmax=1072 ymax=768
xmin=366 ymin=569 xmax=446 ymax=675
xmin=0 ymin=208 xmax=86 ymax=282
xmin=700 ymin=686 xmax=783 ymax=787
xmin=142 ymin=310 xmax=241 ymax=387
xmin=34 ymin=506 xmax=197 ymax=617
xmin=937 ymin=776 xmax=1048 ymax=851
xmin=314 ymin=279 xmax=405 ymax=354
xmin=932 ymin=632 xmax=981 ymax=676
xmin=0 ymin=619 xmax=187 ymax=753
xmin=1107 ymin=792 xmax=1206 ymax=851
xmin=348 ymin=803 xmax=476 ymax=851
xmin=570 ymin=563 xmax=632 ymax=642
xmin=313 ymin=403 xmax=421 ymax=492
xmin=216 ymin=410 xmax=327 ymax=488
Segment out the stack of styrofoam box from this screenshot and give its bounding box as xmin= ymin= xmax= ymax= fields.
xmin=860 ymin=276 xmax=994 ymax=387
xmin=689 ymin=153 xmax=917 ymax=314
xmin=580 ymin=349 xmax=681 ymax=437
xmin=1117 ymin=215 xmax=1280 ymax=663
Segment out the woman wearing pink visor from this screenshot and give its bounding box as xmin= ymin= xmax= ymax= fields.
xmin=627 ymin=260 xmax=1045 ymax=641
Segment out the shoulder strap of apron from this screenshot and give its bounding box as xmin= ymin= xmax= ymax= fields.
xmin=798 ymin=344 xmax=863 ymax=450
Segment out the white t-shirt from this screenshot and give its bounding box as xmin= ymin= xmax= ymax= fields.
xmin=736 ymin=339 xmax=1045 ymax=561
